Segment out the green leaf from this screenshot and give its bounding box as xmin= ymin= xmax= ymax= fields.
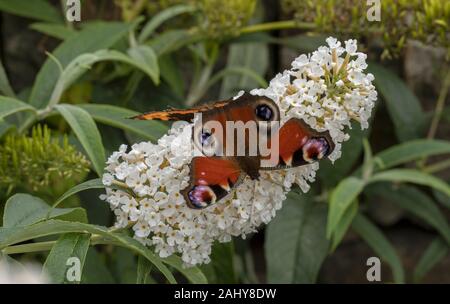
xmin=413 ymin=238 xmax=449 ymax=283
xmin=127 ymin=46 xmax=160 ymax=84
xmin=365 ymin=184 xmax=450 ymax=244
xmin=3 ymin=194 xmax=87 ymax=228
xmin=369 ymin=63 xmax=424 ymax=142
xmin=81 ymin=248 xmax=115 ymax=283
xmin=148 ymin=29 xmax=202 ymax=56
xmin=330 ymin=199 xmax=358 ymax=252
xmin=0 ymin=219 xmax=177 ymax=283
xmin=162 ymin=255 xmax=208 ymax=284
xmin=220 ymin=43 xmax=269 ymax=99
xmin=327 ymin=177 xmax=365 ymax=238
xmin=55 ymin=104 xmax=105 ymax=176
xmin=50 ymin=49 xmax=161 ymax=107
xmin=369 ymin=169 xmax=450 ymax=197
xmin=136 ymin=255 xmax=154 ymax=284
xmin=54 ymin=178 xmax=105 ymax=208
xmin=0 ymin=96 xmax=36 ymax=120
xmin=433 ymin=182 xmax=450 ymax=209
xmin=0 ymin=119 xmax=13 ymax=138
xmin=352 ymin=213 xmax=405 ymax=283
xmin=202 ymin=242 xmax=237 ymax=283
xmin=0 ymin=59 xmax=15 ymax=97
xmin=265 ymin=192 xmax=329 ymax=283
xmin=159 ymin=55 xmax=184 ymax=98
xmin=319 ymin=123 xmax=369 ymax=187
xmin=372 ymin=139 xmax=450 ymax=171
xmin=30 ymin=22 xmax=76 ymax=40
xmin=43 ymin=233 xmax=90 ymax=284
xmin=0 ymin=0 xmax=63 ymax=23
xmin=78 ymin=104 xmax=168 ymax=142
xmin=29 ymin=21 xmax=132 ymax=109
xmin=138 ymin=4 xmax=196 ymax=42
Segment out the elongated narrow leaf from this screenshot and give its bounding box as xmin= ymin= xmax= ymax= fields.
xmin=136 ymin=255 xmax=154 ymax=284
xmin=159 ymin=55 xmax=184 ymax=98
xmin=203 ymin=242 xmax=237 ymax=283
xmin=78 ymin=104 xmax=168 ymax=142
xmin=0 ymin=59 xmax=15 ymax=97
xmin=54 ymin=178 xmax=104 ymax=208
xmin=127 ymin=46 xmax=160 ymax=84
xmin=369 ymin=169 xmax=450 ymax=197
xmin=433 ymin=182 xmax=450 ymax=209
xmin=369 ymin=63 xmax=424 ymax=142
xmin=365 ymin=184 xmax=450 ymax=244
xmin=373 ymin=139 xmax=450 ymax=171
xmin=319 ymin=123 xmax=370 ymax=187
xmin=30 ymin=22 xmax=76 ymax=40
xmin=148 ymin=29 xmax=202 ymax=56
xmin=327 ymin=177 xmax=365 ymax=238
xmin=138 ymin=4 xmax=196 ymax=42
xmin=43 ymin=233 xmax=90 ymax=284
xmin=0 ymin=119 xmax=13 ymax=138
xmin=30 ymin=22 xmax=132 ymax=109
xmin=55 ymin=104 xmax=105 ymax=176
xmin=50 ymin=49 xmax=160 ymax=106
xmin=3 ymin=193 xmax=87 ymax=227
xmin=81 ymin=248 xmax=115 ymax=283
xmin=413 ymin=238 xmax=449 ymax=283
xmin=0 ymin=0 xmax=62 ymax=23
xmin=352 ymin=213 xmax=405 ymax=283
xmin=330 ymin=200 xmax=358 ymax=252
xmin=265 ymin=192 xmax=329 ymax=283
xmin=0 ymin=220 xmax=177 ymax=284
xmin=163 ymin=255 xmax=208 ymax=284
xmin=0 ymin=96 xmax=35 ymax=120
xmin=220 ymin=43 xmax=269 ymax=99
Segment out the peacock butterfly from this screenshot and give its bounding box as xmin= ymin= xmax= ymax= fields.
xmin=133 ymin=92 xmax=334 ymax=209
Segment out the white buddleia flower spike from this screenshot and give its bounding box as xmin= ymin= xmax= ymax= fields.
xmin=101 ymin=37 xmax=377 ymax=267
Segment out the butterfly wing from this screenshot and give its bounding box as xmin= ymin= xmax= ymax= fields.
xmin=260 ymin=118 xmax=335 ymax=169
xmin=182 ymin=156 xmax=246 ymax=209
xmin=131 ymin=100 xmax=230 ymax=121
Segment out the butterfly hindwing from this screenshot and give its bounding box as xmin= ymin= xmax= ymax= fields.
xmin=261 ymin=118 xmax=335 ymax=169
xmin=182 ymin=156 xmax=245 ymax=209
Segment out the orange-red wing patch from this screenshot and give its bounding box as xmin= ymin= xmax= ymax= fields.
xmin=262 ymin=118 xmax=334 ymax=168
xmin=182 ymin=157 xmax=243 ymax=209
xmin=190 ymin=157 xmax=241 ymax=188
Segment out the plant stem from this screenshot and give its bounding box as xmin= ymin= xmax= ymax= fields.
xmin=2 ymin=241 xmax=56 ymax=254
xmin=1 ymin=236 xmax=113 ymax=255
xmin=427 ymin=71 xmax=450 ymax=140
xmin=240 ymin=20 xmax=315 ymax=34
xmin=1 ymin=225 xmax=131 ymax=255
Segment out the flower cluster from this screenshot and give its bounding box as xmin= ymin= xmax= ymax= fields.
xmin=198 ymin=0 xmax=257 ymax=39
xmin=0 ymin=124 xmax=90 ymax=196
xmin=101 ymin=38 xmax=377 ymax=266
xmin=251 ymin=37 xmax=377 ymax=162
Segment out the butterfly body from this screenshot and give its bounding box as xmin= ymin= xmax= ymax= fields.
xmin=133 ymin=93 xmax=334 ymax=209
